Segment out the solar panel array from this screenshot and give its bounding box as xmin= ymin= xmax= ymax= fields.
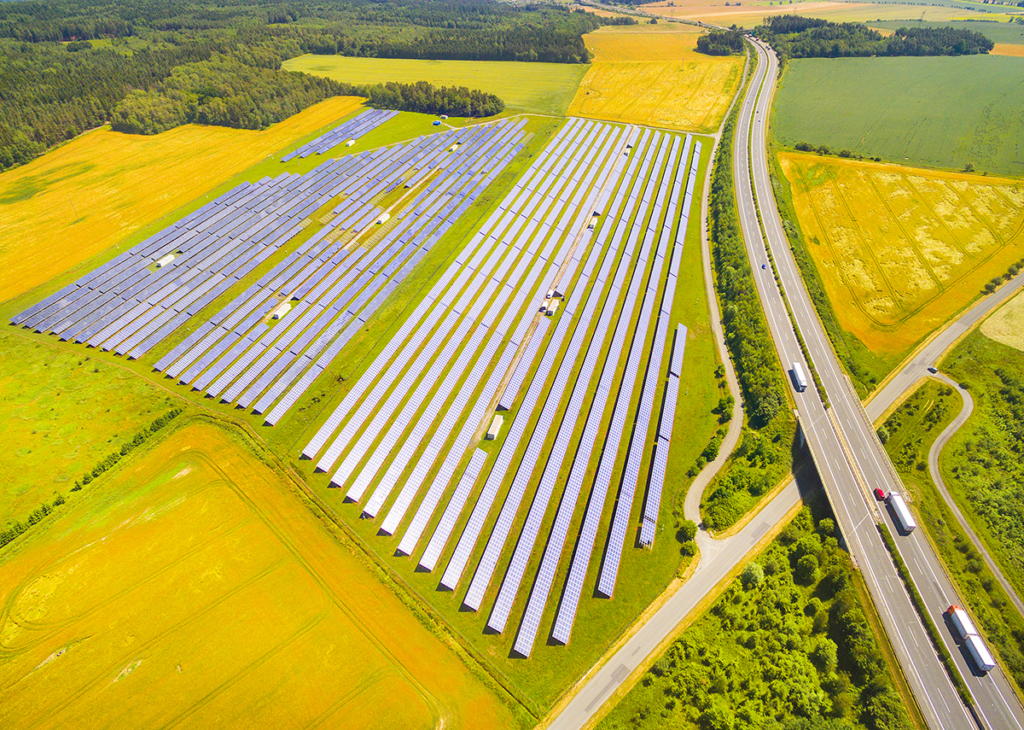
xmin=298 ymin=119 xmax=703 ymax=658
xmin=639 ymin=323 xmax=688 ymax=547
xmin=148 ymin=117 xmax=526 ymax=422
xmin=281 ymin=108 xmax=398 ymax=162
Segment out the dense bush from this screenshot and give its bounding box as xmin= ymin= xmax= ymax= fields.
xmin=599 ymin=508 xmax=912 ymax=730
xmin=696 ymin=29 xmax=744 ymax=56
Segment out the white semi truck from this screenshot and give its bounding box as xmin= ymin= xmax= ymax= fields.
xmin=790 ymin=362 xmax=808 ymax=392
xmin=945 ymin=605 xmax=997 ymax=673
xmin=886 ymin=492 xmax=917 ymax=533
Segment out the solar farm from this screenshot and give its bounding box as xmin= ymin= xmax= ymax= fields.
xmin=8 ymin=106 xmax=708 ymax=694
xmin=300 ymin=117 xmax=701 ymax=659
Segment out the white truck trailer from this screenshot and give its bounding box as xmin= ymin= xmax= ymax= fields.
xmin=965 ymin=633 xmax=997 ymax=673
xmin=790 ymin=362 xmax=808 ymax=392
xmin=886 ymin=492 xmax=917 ymax=533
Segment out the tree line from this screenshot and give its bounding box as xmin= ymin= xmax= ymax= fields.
xmin=696 ymin=29 xmax=745 ymax=56
xmin=755 ymin=15 xmax=995 ymax=59
xmin=0 ymin=0 xmax=612 ymax=169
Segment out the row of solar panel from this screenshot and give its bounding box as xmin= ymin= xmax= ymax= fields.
xmin=281 ymin=108 xmax=399 ymax=162
xmin=155 ymin=119 xmax=527 ymax=423
xmin=295 ymin=119 xmax=703 ymax=660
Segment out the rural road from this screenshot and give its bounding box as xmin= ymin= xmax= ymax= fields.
xmin=927 ymin=374 xmax=1024 ymax=617
xmin=745 ymin=37 xmax=1024 ymax=730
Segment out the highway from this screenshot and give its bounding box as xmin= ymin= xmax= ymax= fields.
xmin=745 ymin=38 xmax=1024 ymax=730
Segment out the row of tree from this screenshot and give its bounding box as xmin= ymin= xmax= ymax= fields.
xmin=0 ymin=0 xmax=612 ymax=169
xmin=755 ymin=15 xmax=995 ymax=59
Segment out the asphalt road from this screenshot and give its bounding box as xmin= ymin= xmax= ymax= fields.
xmin=927 ymin=374 xmax=1024 ymax=617
xmin=745 ymin=39 xmax=1024 ymax=730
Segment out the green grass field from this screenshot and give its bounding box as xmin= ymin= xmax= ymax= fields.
xmin=0 ymin=329 xmax=182 ymax=530
xmin=773 ymin=55 xmax=1024 ymax=177
xmin=880 ymin=378 xmax=1024 ymax=697
xmin=283 ymin=55 xmax=589 ymax=116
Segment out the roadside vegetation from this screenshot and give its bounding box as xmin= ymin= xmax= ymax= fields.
xmin=943 ymin=331 xmax=1024 ymax=599
xmin=880 ymin=379 xmax=1024 ymax=696
xmin=705 ymin=69 xmax=797 ymax=532
xmin=597 ymin=507 xmax=913 ymax=730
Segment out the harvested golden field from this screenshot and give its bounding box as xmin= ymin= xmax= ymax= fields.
xmin=0 ymin=96 xmax=364 ymax=305
xmin=780 ymin=152 xmax=1024 ymax=356
xmin=981 ymin=290 xmax=1024 ymax=351
xmin=992 ymin=43 xmax=1024 ymax=57
xmin=567 ymin=26 xmax=743 ymax=133
xmin=0 ymin=421 xmax=518 ymax=730
xmin=642 ymin=0 xmax=994 ymax=28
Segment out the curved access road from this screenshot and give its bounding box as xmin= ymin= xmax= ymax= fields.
xmin=928 ymin=375 xmax=1024 ymax=617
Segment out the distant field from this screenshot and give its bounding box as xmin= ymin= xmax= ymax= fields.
xmin=567 ymin=26 xmax=743 ymax=133
xmin=282 ymin=55 xmax=588 ymax=116
xmin=0 ymin=421 xmax=519 ymax=730
xmin=642 ymin=0 xmax=996 ymax=28
xmin=774 ymin=56 xmax=1024 ymax=177
xmin=0 ymin=97 xmax=364 ymax=305
xmin=0 ymin=330 xmax=179 ymax=526
xmin=780 ymin=151 xmax=1024 ymax=356
xmin=981 ymin=289 xmax=1024 ymax=351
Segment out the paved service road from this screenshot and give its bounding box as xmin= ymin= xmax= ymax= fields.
xmin=546 ymin=479 xmax=805 ymax=730
xmin=927 ymin=374 xmax=1024 ymax=617
xmin=746 ymin=38 xmax=1024 ymax=730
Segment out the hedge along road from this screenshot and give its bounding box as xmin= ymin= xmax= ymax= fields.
xmin=927 ymin=373 xmax=1024 ymax=618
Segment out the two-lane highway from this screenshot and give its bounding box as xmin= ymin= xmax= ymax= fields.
xmin=745 ymin=38 xmax=1024 ymax=730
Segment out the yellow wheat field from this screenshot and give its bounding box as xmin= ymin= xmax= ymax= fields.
xmin=567 ymin=26 xmax=743 ymax=133
xmin=0 ymin=422 xmax=516 ymax=730
xmin=0 ymin=97 xmax=364 ymax=305
xmin=781 ymin=152 xmax=1024 ymax=356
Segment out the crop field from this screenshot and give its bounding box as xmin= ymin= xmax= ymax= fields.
xmin=0 ymin=420 xmax=518 ymax=730
xmin=0 ymin=96 xmax=365 ymax=306
xmin=774 ymin=56 xmax=1024 ymax=177
xmin=282 ymin=55 xmax=588 ymax=117
xmin=981 ymin=289 xmax=1024 ymax=351
xmin=567 ymin=26 xmax=743 ymax=134
xmin=779 ymin=152 xmax=1024 ymax=357
xmin=641 ymin=0 xmax=994 ymax=28
xmin=0 ymin=329 xmax=179 ymax=527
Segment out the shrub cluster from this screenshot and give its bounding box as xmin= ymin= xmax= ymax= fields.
xmin=0 ymin=494 xmax=65 ymax=549
xmin=76 ymin=408 xmax=183 ymax=487
xmin=601 ymin=508 xmax=912 ymax=730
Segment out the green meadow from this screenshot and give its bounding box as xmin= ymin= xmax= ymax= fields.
xmin=283 ymin=55 xmax=589 ymax=116
xmin=773 ymin=55 xmax=1024 ymax=176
